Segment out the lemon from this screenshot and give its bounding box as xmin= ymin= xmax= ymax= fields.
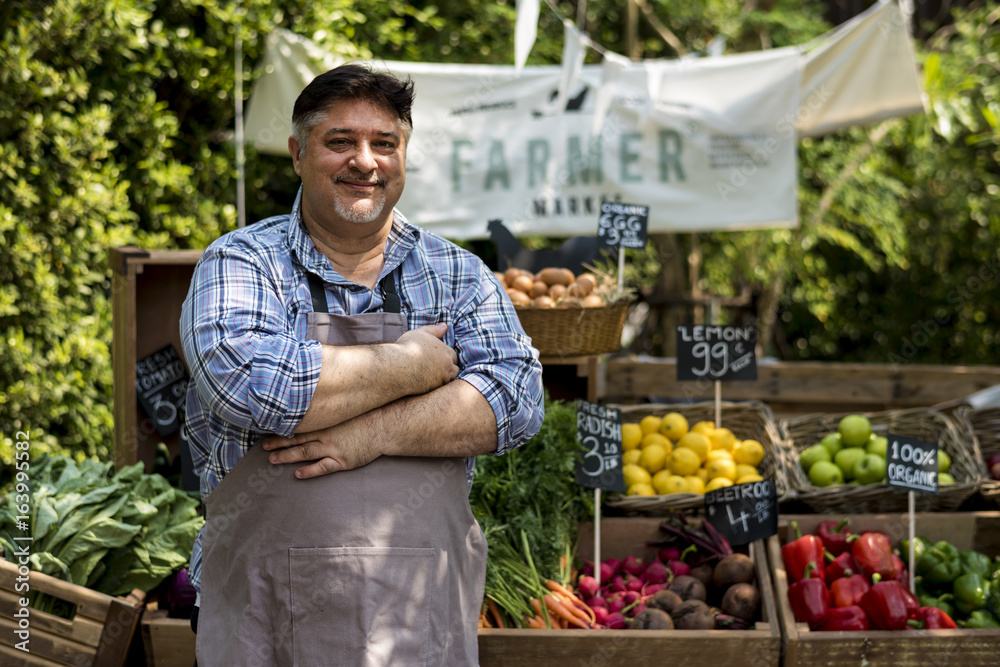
xmin=684 ymin=475 xmax=706 ymax=494
xmin=639 ymin=415 xmax=663 ymax=436
xmin=668 ymin=447 xmax=701 ymax=476
xmin=709 ymin=427 xmax=738 ymax=452
xmin=676 ymin=432 xmax=711 ymax=463
xmin=640 ymin=432 xmax=672 ymax=454
xmin=735 ymin=463 xmax=759 ymax=480
xmin=640 ymin=444 xmax=668 ymax=474
xmin=705 ymin=477 xmax=734 ymax=492
xmin=734 ymin=439 xmax=765 ymax=467
xmin=628 ymin=483 xmax=656 ymax=496
xmin=622 ymin=423 xmax=643 ymax=451
xmin=692 ymin=420 xmax=716 ymax=436
xmin=736 ymin=473 xmax=764 ymax=484
xmin=706 ymin=449 xmax=734 ymax=461
xmin=623 ymin=463 xmax=652 ymax=488
xmin=706 ymin=458 xmax=738 ymax=482
xmin=660 ymin=475 xmax=689 ymax=494
xmin=651 ymin=469 xmax=673 ymax=493
xmin=659 ymin=412 xmax=689 ymax=440
xmin=696 ymin=468 xmax=710 ymax=482
xmin=623 ymin=449 xmax=643 ymax=466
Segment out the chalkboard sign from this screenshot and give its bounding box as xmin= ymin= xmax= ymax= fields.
xmin=676 ymin=325 xmax=757 ymax=382
xmin=704 ymin=479 xmax=778 ymax=547
xmin=575 ymin=400 xmax=626 ymax=492
xmin=597 ymin=201 xmax=649 ymax=249
xmin=886 ymin=433 xmax=938 ymax=495
xmin=136 ymin=344 xmax=189 ymax=437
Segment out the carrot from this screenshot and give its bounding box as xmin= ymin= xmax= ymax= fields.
xmin=543 ymin=594 xmax=590 ymax=629
xmin=487 ymin=598 xmax=505 ymax=629
xmin=549 ymin=592 xmax=591 ymax=625
xmin=545 ymin=580 xmax=587 ymax=607
xmin=526 ymin=615 xmax=546 ymax=629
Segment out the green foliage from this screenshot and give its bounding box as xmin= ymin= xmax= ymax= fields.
xmin=0 ymin=454 xmax=202 ymax=613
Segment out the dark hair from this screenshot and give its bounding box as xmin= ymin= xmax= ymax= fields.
xmin=291 ymin=63 xmax=415 ymax=155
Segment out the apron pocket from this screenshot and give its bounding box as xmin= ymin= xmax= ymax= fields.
xmin=288 ymin=546 xmax=438 ymax=667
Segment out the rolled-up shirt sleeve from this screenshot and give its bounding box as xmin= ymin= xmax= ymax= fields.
xmin=452 ymin=266 xmax=544 ymax=454
xmin=180 ymin=243 xmax=322 ymax=437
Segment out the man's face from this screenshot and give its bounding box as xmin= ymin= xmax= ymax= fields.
xmin=290 ymin=98 xmax=406 ymax=234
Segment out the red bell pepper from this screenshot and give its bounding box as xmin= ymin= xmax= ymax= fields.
xmin=829 ymin=573 xmax=870 ymax=608
xmin=909 ymin=606 xmax=958 ymax=630
xmin=895 ymin=581 xmax=920 ymax=619
xmin=787 ymin=563 xmax=829 ymax=629
xmin=859 ymin=580 xmax=911 ymax=630
xmin=891 ymin=553 xmax=908 ymax=583
xmin=825 ymin=551 xmax=856 ymax=585
xmin=816 ymin=518 xmax=853 ymax=557
xmin=850 ymin=531 xmax=895 ymax=580
xmin=782 ymin=521 xmax=826 ymax=583
xmin=818 ymin=605 xmax=870 ymax=632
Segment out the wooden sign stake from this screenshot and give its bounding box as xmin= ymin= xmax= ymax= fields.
xmin=594 ymin=488 xmax=602 ymax=587
xmin=908 ymin=490 xmax=916 ymax=594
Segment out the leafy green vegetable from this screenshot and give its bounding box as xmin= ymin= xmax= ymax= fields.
xmin=470 ymin=395 xmax=593 ymax=627
xmin=0 ymin=453 xmax=203 ymax=614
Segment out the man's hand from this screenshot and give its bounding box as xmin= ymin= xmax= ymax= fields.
xmin=394 ymin=323 xmax=459 ymax=395
xmin=261 ymin=422 xmax=377 ymax=479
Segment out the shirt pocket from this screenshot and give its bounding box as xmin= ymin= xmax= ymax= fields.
xmin=288 ymin=546 xmax=444 ymax=667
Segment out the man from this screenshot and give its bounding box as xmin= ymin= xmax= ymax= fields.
xmin=180 ymin=63 xmax=544 ymax=666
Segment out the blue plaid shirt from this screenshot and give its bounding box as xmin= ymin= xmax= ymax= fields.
xmin=179 ymin=189 xmax=544 ymax=593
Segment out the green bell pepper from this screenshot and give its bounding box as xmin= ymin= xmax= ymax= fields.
xmin=962 ymin=609 xmax=1000 ymax=629
xmin=954 ymin=572 xmax=989 ymax=615
xmin=960 ymin=549 xmax=992 ymax=578
xmin=916 ymin=541 xmax=962 ymax=584
xmin=919 ymin=592 xmax=955 ymax=618
xmin=899 ymin=536 xmax=929 ymax=562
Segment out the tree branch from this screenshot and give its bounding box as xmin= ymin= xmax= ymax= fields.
xmin=633 ymin=0 xmax=688 ymax=56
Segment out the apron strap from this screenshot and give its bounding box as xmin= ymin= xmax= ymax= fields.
xmin=306 ymin=270 xmax=401 ymax=315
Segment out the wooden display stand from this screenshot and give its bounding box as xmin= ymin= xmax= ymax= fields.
xmin=768 ymin=513 xmax=1000 ymax=667
xmin=0 ymin=560 xmax=145 ymax=667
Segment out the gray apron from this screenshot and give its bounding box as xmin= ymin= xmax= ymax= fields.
xmin=196 ymin=269 xmax=488 ymax=667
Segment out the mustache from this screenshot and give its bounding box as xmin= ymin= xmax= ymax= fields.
xmin=334 ymin=171 xmax=388 ymax=187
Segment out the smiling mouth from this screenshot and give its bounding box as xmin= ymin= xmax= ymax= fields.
xmin=334 ymin=172 xmax=388 ymax=189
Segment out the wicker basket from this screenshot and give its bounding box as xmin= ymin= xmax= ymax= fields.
xmin=516 ymin=300 xmax=631 ymax=357
xmin=778 ymin=408 xmax=982 ymax=513
xmin=955 ymin=406 xmax=1000 ymax=502
xmin=603 ymin=400 xmax=789 ymax=514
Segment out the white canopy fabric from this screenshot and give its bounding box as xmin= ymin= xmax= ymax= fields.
xmin=242 ymin=0 xmax=923 ymax=239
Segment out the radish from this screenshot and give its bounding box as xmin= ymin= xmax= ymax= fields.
xmin=592 ymin=606 xmax=610 ymax=625
xmin=667 ymin=560 xmax=691 ymax=577
xmin=577 ymin=575 xmax=600 ymax=600
xmin=588 ymin=595 xmax=608 ymax=609
xmin=659 ymin=546 xmax=680 ymax=562
xmin=629 ymin=603 xmax=647 ymax=617
xmin=642 ymin=560 xmax=670 ymax=585
xmin=625 ymin=574 xmax=644 ymax=593
xmin=623 ymin=590 xmax=641 ymax=606
xmin=605 ymin=612 xmax=627 ymax=629
xmin=607 ymin=595 xmax=626 ymax=614
xmin=580 ymin=561 xmax=595 ymax=577
xmin=598 ymin=561 xmax=617 ymax=583
xmin=609 ymin=575 xmax=627 ymax=593
xmin=641 ymin=583 xmax=665 ymax=597
xmin=604 ymin=558 xmax=622 ymax=576
xmin=623 ymin=555 xmax=645 ymax=577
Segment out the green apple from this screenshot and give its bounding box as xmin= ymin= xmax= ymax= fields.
xmin=799 ymin=444 xmax=832 ymax=473
xmin=866 ymin=435 xmax=888 ymax=458
xmin=939 ymin=472 xmax=955 ymax=485
xmin=834 ymin=447 xmax=868 ymax=481
xmin=809 ymin=461 xmax=845 ymax=487
xmin=819 ymin=433 xmax=843 ymax=458
xmin=937 ymin=450 xmax=951 ymax=474
xmin=838 ymin=414 xmax=872 ymax=447
xmin=853 ymin=453 xmax=887 ymax=485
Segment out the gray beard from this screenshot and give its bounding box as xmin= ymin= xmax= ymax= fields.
xmin=333 ymin=190 xmax=387 ymax=224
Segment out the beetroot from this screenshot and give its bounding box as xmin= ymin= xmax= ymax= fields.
xmin=605 ymin=612 xmax=627 ymax=629
xmin=632 ymin=608 xmax=674 ymax=630
xmin=647 ymin=589 xmax=683 ymax=615
xmin=642 ymin=560 xmax=670 ymax=585
xmin=667 ymin=575 xmax=707 ymax=602
xmin=667 ymin=560 xmax=691 ymax=577
xmin=577 ymin=575 xmax=600 ymax=600
xmin=623 ymin=555 xmax=645 ymax=577
xmin=689 ymin=563 xmax=714 ymax=586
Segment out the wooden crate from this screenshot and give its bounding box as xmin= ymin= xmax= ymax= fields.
xmin=600 ymin=358 xmax=1000 ymax=418
xmin=478 ymin=517 xmax=781 ymax=667
xmin=140 ymin=607 xmax=195 ymax=667
xmin=0 ymin=560 xmax=145 ymax=667
xmin=767 ymin=512 xmax=1000 ymax=667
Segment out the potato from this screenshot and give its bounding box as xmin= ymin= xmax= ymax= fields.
xmin=582 ymin=294 xmax=604 ymax=308
xmin=505 ymin=288 xmax=532 ymax=307
xmin=537 ymin=267 xmax=574 ymax=287
xmin=533 ymin=295 xmax=555 ymax=308
xmin=576 ymin=273 xmax=597 ymax=295
xmin=529 ymin=281 xmax=549 ymax=298
xmin=493 ymin=271 xmax=507 ymax=286
xmin=511 ymin=274 xmax=535 ymax=293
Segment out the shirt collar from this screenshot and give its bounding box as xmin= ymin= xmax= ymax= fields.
xmin=286 ymin=186 xmax=421 ymax=282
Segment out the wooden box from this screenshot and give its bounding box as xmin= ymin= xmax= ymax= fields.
xmin=478 ymin=517 xmax=781 ymax=667
xmin=768 ymin=512 xmax=1000 ymax=667
xmin=0 ymin=560 xmax=145 ymax=667
xmin=140 ymin=606 xmax=195 ymax=667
